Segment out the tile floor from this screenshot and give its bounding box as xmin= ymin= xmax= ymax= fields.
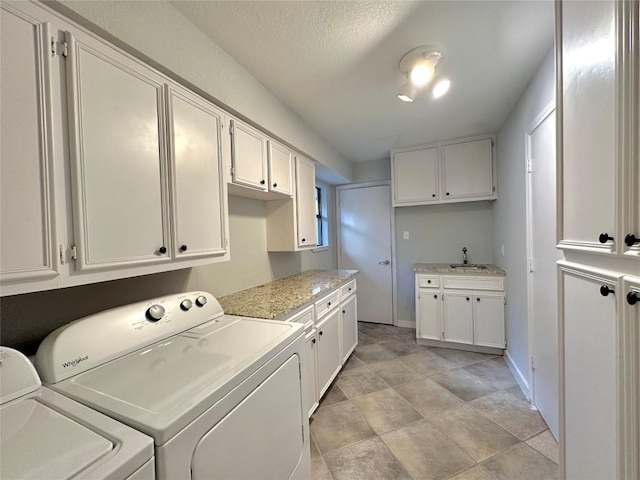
xmin=310 ymin=322 xmax=558 ymax=480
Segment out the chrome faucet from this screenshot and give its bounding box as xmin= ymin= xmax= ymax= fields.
xmin=462 ymin=247 xmax=468 ymax=264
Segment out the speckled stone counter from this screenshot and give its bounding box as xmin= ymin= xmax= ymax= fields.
xmin=218 ymin=269 xmax=359 ymax=320
xmin=413 ymin=263 xmax=506 ymax=276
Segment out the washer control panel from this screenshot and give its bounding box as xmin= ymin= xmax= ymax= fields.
xmin=35 ymin=291 xmax=225 ymax=384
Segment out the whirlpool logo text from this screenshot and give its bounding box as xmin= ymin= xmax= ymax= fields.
xmin=62 ymin=355 xmax=88 ymax=368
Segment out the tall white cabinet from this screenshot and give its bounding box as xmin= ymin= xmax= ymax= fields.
xmin=557 ymin=1 xmax=639 ymax=478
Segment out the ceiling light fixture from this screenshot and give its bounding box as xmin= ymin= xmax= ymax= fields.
xmin=397 ymin=81 xmax=415 ymax=102
xmin=397 ymin=45 xmax=450 ymax=102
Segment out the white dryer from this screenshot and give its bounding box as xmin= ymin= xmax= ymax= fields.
xmin=34 ymin=291 xmax=310 ymax=480
xmin=0 ymin=347 xmax=154 ymax=480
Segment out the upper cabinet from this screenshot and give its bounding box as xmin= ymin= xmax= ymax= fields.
xmin=392 ymin=135 xmax=496 ymax=207
xmin=167 ymin=85 xmax=228 ymax=260
xmin=0 ymin=4 xmax=59 ymax=285
xmin=65 ymin=29 xmax=171 ymax=271
xmin=296 ymin=156 xmax=318 ymax=248
xmin=558 ymin=0 xmax=639 ymax=260
xmin=268 ymin=140 xmax=294 ymax=196
xmin=229 ymin=118 xmax=268 ymax=192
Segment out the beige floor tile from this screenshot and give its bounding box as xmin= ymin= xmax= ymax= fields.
xmin=448 ymin=465 xmax=497 ymax=480
xmin=429 ymin=347 xmax=490 ymax=367
xmin=463 ymin=359 xmax=517 ymax=389
xmin=336 ymin=366 xmax=389 ymax=399
xmin=324 ymin=437 xmax=412 ymax=480
xmin=504 ymin=384 xmax=528 ymax=402
xmin=341 ymin=354 xmax=366 ymax=371
xmin=431 ymin=369 xmax=497 ymax=401
xmin=352 ymin=388 xmax=422 ymax=434
xmin=526 ymin=430 xmax=559 ymax=464
xmin=381 ymin=339 xmax=430 ymax=357
xmin=354 ymin=343 xmax=398 ymax=364
xmin=393 ymin=377 xmax=465 ymax=418
xmin=402 ymin=351 xmax=457 ymax=376
xmin=481 ymin=443 xmax=558 ymax=480
xmin=382 ymin=419 xmax=475 ymax=480
xmin=470 ymin=390 xmax=547 ymax=440
xmin=369 ymin=358 xmax=425 ymax=386
xmin=427 ymin=405 xmax=519 ymax=462
xmin=310 ymin=401 xmax=376 ymax=454
xmin=319 ymin=381 xmax=348 ymax=409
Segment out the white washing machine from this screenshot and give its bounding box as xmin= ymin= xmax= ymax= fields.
xmin=34 ymin=291 xmax=310 ymax=480
xmin=0 ymin=347 xmax=155 ymax=480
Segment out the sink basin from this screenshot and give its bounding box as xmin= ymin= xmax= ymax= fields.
xmin=449 ymin=264 xmax=487 ymax=270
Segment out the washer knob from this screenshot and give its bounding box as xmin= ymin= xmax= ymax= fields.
xmin=180 ymin=299 xmax=193 ymax=311
xmin=195 ymin=296 xmax=207 ymax=307
xmin=146 ymin=304 xmax=165 ymax=321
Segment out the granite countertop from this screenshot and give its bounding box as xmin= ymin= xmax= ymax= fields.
xmin=218 ymin=269 xmax=359 ymax=320
xmin=413 ymin=263 xmax=506 ymax=276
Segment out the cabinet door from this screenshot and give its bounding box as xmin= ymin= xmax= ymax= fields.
xmin=559 ymin=264 xmax=620 ymax=480
xmin=66 ymin=31 xmax=169 ymax=270
xmin=304 ymin=329 xmax=319 ymax=417
xmin=1 ymin=6 xmax=58 ymax=282
xmin=167 ymin=86 xmax=227 ymax=259
xmin=441 ymin=138 xmax=494 ymax=200
xmin=417 ymin=289 xmax=442 ymax=340
xmin=295 ymin=156 xmax=317 ymax=248
xmin=268 ymin=140 xmax=293 ymax=196
xmin=559 ymin=0 xmax=617 ymax=254
xmin=316 ymin=309 xmax=341 ymax=398
xmin=340 ymin=295 xmax=358 ymax=363
xmin=472 ymin=294 xmax=505 ymax=348
xmin=392 ymin=148 xmax=439 ymax=204
xmin=443 ymin=292 xmax=473 ymax=344
xmin=230 ymin=119 xmax=267 ymax=191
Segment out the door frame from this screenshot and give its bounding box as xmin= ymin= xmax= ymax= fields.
xmin=525 ymin=100 xmax=556 ymax=406
xmin=336 ymin=181 xmax=397 ymax=326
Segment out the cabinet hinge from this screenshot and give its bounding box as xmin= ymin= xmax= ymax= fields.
xmin=51 ymin=38 xmax=68 ymax=57
xmin=530 ymin=356 xmax=535 ymax=371
xmin=229 ymin=121 xmax=234 ymax=135
xmin=504 ymin=296 xmax=507 ymax=306
xmin=491 ymin=139 xmax=495 ymax=148
xmin=70 ymin=245 xmax=78 ymax=261
xmin=59 ymin=244 xmax=66 ymax=264
xmin=529 ymin=257 xmax=534 ymax=272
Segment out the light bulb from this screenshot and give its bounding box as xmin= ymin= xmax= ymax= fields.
xmin=410 ymin=63 xmax=434 ymax=86
xmin=397 ymin=83 xmax=415 ymax=102
xmin=432 ymin=78 xmax=451 ymax=98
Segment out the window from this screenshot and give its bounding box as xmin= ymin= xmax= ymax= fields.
xmin=315 ymin=183 xmax=329 ymax=248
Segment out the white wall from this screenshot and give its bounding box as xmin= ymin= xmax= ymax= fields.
xmin=493 ymin=49 xmax=555 ymax=387
xmin=51 ymin=0 xmax=353 ymax=183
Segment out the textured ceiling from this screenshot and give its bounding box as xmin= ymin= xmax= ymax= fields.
xmin=170 ymin=1 xmax=554 ymax=164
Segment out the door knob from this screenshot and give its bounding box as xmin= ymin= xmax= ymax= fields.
xmin=379 ymin=260 xmax=390 ymax=265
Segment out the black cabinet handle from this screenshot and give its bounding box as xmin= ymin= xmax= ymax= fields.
xmin=301 ymin=238 xmax=306 ymax=243
xmin=627 ymin=292 xmax=639 ymax=305
xmin=446 ymin=192 xmax=450 ymax=196
xmin=432 ymin=194 xmax=436 ymax=198
xmin=427 ymin=280 xmax=431 ymax=284
xmin=159 ymin=246 xmax=167 ymax=254
xmin=477 ymin=298 xmax=481 ymax=302
xmin=600 ymin=285 xmax=614 ymax=296
xmin=466 ymin=297 xmax=470 ymax=301
xmin=599 ymin=233 xmax=614 ymax=244
xmin=180 ymin=245 xmax=188 ymax=252
xmin=312 ymin=338 xmax=316 ymax=344
xmin=260 ymin=180 xmax=265 ymax=185
xmin=273 ymin=183 xmax=277 ymax=188
xmin=625 ymin=234 xmax=640 ymax=247
xmin=433 ymin=294 xmax=437 ymax=299
xmin=342 ymin=310 xmax=346 ymax=314
xmin=348 ymin=287 xmax=352 ymax=291
xmin=319 ymin=331 xmax=323 ymax=336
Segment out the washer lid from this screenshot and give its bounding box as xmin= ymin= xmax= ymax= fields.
xmin=1 ymin=347 xmax=41 ymax=405
xmin=51 ymin=316 xmax=303 ymax=444
xmin=1 ymin=398 xmax=113 ymax=480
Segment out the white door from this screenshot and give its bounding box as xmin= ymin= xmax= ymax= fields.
xmin=527 ymin=106 xmax=559 ymax=439
xmin=338 ymin=184 xmax=393 ymax=324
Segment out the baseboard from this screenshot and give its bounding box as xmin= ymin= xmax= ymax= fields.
xmin=505 ymin=349 xmax=531 ymax=401
xmin=396 ymin=319 xmax=415 ymax=329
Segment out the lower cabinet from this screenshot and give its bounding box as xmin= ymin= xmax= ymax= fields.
xmin=316 ymin=309 xmax=341 ymax=399
xmin=416 ymin=273 xmax=505 ymax=351
xmin=303 ymin=328 xmax=318 ymax=418
xmin=340 ymin=294 xmax=358 ymax=363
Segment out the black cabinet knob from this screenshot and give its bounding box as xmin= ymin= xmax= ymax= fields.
xmin=466 ymin=297 xmax=470 ymax=301
xmin=477 ymin=298 xmax=481 ymax=302
xmin=599 ymin=233 xmax=614 ymax=244
xmin=319 ymin=331 xmax=323 ymax=336
xmin=328 ymin=302 xmax=331 ymax=307
xmin=260 ymin=180 xmax=265 ymax=185
xmin=433 ymin=294 xmax=437 ymax=299
xmin=625 ymin=234 xmax=640 ymax=247
xmin=342 ymin=310 xmax=346 ymax=314
xmin=600 ymin=285 xmax=614 ymax=297
xmin=180 ymin=245 xmax=188 ymax=252
xmin=627 ymin=292 xmax=639 ymax=305
xmin=432 ymin=194 xmax=436 ymax=198
xmin=446 ymin=192 xmax=450 ymax=196
xmin=312 ymin=338 xmax=316 ymax=344
xmin=427 ymin=280 xmax=431 ymax=284
xmin=273 ymin=183 xmax=278 ymax=188
xmin=159 ymin=246 xmax=167 ymax=254
xmin=301 ymin=238 xmax=306 ymax=243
